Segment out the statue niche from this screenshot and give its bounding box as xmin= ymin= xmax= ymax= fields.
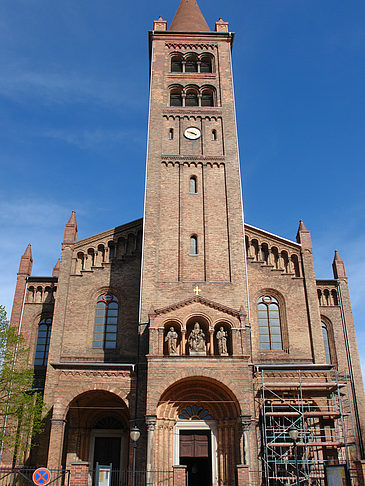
xmin=216 ymin=326 xmax=228 ymax=356
xmin=165 ymin=326 xmax=179 ymax=355
xmin=188 ymin=322 xmax=207 ymax=356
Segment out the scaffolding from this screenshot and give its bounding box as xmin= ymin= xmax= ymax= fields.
xmin=255 ymin=365 xmax=357 ymax=486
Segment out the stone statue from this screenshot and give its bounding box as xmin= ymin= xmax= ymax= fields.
xmin=165 ymin=327 xmax=178 ymax=355
xmin=216 ymin=326 xmax=228 ymax=355
xmin=188 ymin=322 xmax=206 ymax=355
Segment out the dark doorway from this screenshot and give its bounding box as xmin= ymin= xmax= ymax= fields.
xmin=93 ymin=436 xmax=121 ymax=469
xmin=180 ymin=430 xmax=212 ymax=486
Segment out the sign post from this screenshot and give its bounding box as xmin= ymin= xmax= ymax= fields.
xmin=33 ymin=468 xmax=52 ymax=486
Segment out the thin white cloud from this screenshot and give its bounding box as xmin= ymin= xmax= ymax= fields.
xmin=0 ymin=68 xmax=143 ymax=109
xmin=42 ymin=127 xmax=145 ymax=149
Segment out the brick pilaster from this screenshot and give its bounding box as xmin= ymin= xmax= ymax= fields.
xmin=173 ymin=465 xmax=186 ymax=486
xmin=69 ymin=462 xmax=89 ymax=486
xmin=236 ymin=464 xmax=249 ymax=486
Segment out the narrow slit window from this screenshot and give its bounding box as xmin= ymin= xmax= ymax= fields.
xmin=34 ymin=318 xmax=52 ymax=367
xmin=190 ymin=235 xmax=198 ymax=255
xmin=169 ymin=128 xmax=174 ymax=140
xmin=212 ymin=130 xmax=217 ymax=141
xmin=190 ymin=176 xmax=197 ymax=194
xmin=322 ymin=322 xmax=331 ymax=364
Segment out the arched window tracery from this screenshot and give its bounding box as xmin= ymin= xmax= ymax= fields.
xmin=93 ymin=293 xmax=119 ymax=349
xmin=257 ymin=295 xmax=283 ymax=351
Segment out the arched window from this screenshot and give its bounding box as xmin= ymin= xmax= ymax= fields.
xmin=185 ymin=90 xmax=198 ymax=107
xmin=212 ymin=129 xmax=217 ymax=141
xmin=170 ymin=88 xmax=183 ymax=107
xmin=190 ymin=235 xmax=198 ymax=255
xmin=34 ymin=318 xmax=52 ymax=367
xmin=322 ymin=322 xmax=331 ymax=364
xmin=171 ymin=55 xmax=183 ymax=73
xmin=93 ymin=293 xmax=119 ymax=349
xmin=190 ymin=176 xmax=197 ymax=194
xmin=200 ymin=56 xmax=212 ymax=73
xmin=169 ymin=128 xmax=174 ymax=140
xmin=257 ymin=296 xmax=282 ymax=350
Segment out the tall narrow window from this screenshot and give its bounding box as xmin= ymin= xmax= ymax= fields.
xmin=322 ymin=322 xmax=331 ymax=364
xmin=34 ymin=318 xmax=52 ymax=366
xmin=190 ymin=176 xmax=197 ymax=194
xmin=169 ymin=128 xmax=174 ymax=140
xmin=93 ymin=293 xmax=119 ymax=349
xmin=257 ymin=296 xmax=282 ymax=350
xmin=212 ymin=129 xmax=217 ymax=141
xmin=190 ymin=235 xmax=198 ymax=255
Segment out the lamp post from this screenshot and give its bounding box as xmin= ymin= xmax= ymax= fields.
xmin=130 ymin=425 xmax=140 ymax=486
xmin=288 ymin=426 xmax=300 ymax=486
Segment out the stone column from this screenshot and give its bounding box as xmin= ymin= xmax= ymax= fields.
xmin=241 ymin=416 xmax=252 ymax=469
xmin=181 ymin=330 xmax=186 ymax=355
xmin=209 ymin=329 xmax=214 ymax=355
xmin=146 ymin=415 xmax=157 ymax=485
xmin=158 ymin=328 xmax=164 ymax=355
xmin=47 ymin=417 xmax=67 ymax=469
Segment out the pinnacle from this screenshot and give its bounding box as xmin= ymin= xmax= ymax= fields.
xmin=298 ymin=220 xmax=308 ymax=232
xmin=23 ymin=243 xmax=32 ymax=259
xmin=333 ymin=250 xmax=343 ymax=262
xmin=67 ymin=210 xmax=77 ymax=226
xmin=169 ymin=0 xmax=210 ymax=32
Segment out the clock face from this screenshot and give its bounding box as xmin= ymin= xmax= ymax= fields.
xmin=184 ymin=127 xmax=201 ymax=140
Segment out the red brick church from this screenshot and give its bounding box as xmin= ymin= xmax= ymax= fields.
xmin=5 ymin=1 xmax=365 ymax=485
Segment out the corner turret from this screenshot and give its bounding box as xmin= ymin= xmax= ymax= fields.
xmin=63 ymin=210 xmax=78 ymax=246
xmin=332 ymin=250 xmax=347 ymax=279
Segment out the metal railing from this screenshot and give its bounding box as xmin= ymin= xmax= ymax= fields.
xmin=91 ymin=469 xmax=173 ymax=486
xmin=0 ymin=469 xmax=69 ymax=486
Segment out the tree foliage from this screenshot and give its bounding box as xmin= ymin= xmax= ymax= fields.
xmin=0 ymin=305 xmax=44 ymax=463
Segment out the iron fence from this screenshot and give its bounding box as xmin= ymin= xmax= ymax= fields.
xmin=91 ymin=470 xmax=173 ymax=486
xmin=0 ymin=469 xmax=69 ymax=486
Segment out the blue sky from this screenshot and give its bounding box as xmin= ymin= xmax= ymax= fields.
xmin=0 ymin=0 xmax=364 ymax=374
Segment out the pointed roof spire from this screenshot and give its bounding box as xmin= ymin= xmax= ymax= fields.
xmin=18 ymin=243 xmax=33 ymax=275
xmin=63 ymin=210 xmax=78 ymax=245
xmin=52 ymin=259 xmax=60 ymax=278
xmin=332 ymin=250 xmax=347 ymax=279
xmin=169 ymin=0 xmax=210 ymax=32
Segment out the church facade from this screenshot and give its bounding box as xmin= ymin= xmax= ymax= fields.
xmin=5 ymin=1 xmax=365 ymax=485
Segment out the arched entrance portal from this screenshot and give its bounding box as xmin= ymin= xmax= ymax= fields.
xmin=156 ymin=377 xmax=242 ymax=486
xmin=63 ymin=390 xmax=129 ymax=471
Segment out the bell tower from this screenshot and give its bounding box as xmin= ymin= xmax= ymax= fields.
xmin=140 ymin=0 xmax=247 ymax=322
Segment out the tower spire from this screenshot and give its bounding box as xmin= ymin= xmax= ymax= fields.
xmin=169 ymin=0 xmax=210 ymax=32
